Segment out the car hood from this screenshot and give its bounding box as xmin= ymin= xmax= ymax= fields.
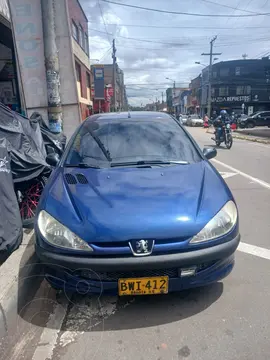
xmin=42 ymin=161 xmax=232 ymax=243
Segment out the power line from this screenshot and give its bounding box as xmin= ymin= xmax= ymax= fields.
xmin=100 ymin=0 xmax=270 ymax=17
xmin=89 ymin=28 xmax=270 ymax=47
xmin=196 ymin=0 xmax=258 ymax=13
xmin=89 ymin=28 xmax=189 ymax=46
xmin=97 ymin=0 xmax=111 ymax=42
xmin=90 ymin=22 xmax=270 ymax=30
xmin=99 ymin=47 xmax=112 ymax=61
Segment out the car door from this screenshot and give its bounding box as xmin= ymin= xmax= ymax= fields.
xmin=264 ymin=112 xmax=270 ymax=126
xmin=256 ymin=112 xmax=267 ymax=126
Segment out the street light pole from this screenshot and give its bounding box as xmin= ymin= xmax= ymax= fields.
xmin=201 ymin=36 xmax=221 ymax=117
xmin=166 ymin=77 xmax=176 ymax=114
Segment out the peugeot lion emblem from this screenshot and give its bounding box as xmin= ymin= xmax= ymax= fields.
xmin=129 ymin=239 xmax=155 ymax=256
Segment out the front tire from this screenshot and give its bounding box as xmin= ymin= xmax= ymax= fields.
xmin=246 ymin=121 xmax=255 ymax=129
xmin=226 ymin=134 xmax=233 ymax=149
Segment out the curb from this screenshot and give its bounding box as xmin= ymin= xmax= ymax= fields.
xmin=203 ymin=128 xmax=270 ymax=144
xmin=232 ymin=134 xmax=270 ymax=144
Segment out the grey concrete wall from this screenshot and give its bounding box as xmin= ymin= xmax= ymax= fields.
xmin=53 ymin=0 xmax=82 ymax=139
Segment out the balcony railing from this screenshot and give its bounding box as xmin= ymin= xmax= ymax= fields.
xmin=0 ymin=0 xmax=10 ymax=20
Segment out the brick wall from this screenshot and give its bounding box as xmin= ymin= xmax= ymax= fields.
xmin=67 ymin=0 xmax=88 ymax=34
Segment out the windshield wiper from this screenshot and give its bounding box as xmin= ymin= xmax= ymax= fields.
xmin=110 ymin=160 xmax=189 ymax=167
xmin=65 ymin=163 xmax=100 ymax=169
xmin=87 ymin=128 xmax=112 ymax=162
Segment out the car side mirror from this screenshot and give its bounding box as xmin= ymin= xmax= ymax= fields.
xmin=46 ymin=152 xmax=60 ymax=167
xmin=203 ymin=147 xmax=217 ymax=160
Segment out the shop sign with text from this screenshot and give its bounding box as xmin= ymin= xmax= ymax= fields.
xmin=212 ymin=95 xmax=251 ymax=103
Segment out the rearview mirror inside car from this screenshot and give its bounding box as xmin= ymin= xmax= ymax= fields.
xmin=203 ymin=147 xmax=217 ymax=160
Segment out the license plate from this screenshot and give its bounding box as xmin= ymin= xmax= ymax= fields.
xmin=118 ymin=276 xmax=169 ymax=296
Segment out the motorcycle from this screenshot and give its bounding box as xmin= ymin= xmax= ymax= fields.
xmin=0 ymin=104 xmax=66 ymax=229
xmin=213 ymin=121 xmax=233 ymax=149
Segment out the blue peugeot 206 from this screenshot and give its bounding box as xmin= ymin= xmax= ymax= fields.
xmin=35 ymin=111 xmax=240 ymax=296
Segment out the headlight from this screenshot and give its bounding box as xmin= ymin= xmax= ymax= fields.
xmin=190 ymin=201 xmax=237 ymax=244
xmin=38 ymin=210 xmax=93 ymax=251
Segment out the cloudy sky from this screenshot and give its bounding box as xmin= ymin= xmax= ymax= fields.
xmin=80 ymin=0 xmax=270 ymax=106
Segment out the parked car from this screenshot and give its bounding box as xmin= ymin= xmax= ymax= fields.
xmin=238 ymin=111 xmax=270 ymax=128
xmin=186 ymin=114 xmax=203 ymax=127
xmin=181 ymin=116 xmax=188 ymax=125
xmin=35 ymin=111 xmax=240 ymax=296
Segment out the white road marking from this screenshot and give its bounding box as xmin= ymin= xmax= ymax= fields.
xmin=238 ymin=242 xmax=270 ymax=261
xmin=212 ymin=159 xmax=270 ymax=190
xmin=219 ymin=171 xmax=238 ymax=179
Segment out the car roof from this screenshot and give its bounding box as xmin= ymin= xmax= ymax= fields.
xmin=85 ymin=111 xmax=173 ymax=123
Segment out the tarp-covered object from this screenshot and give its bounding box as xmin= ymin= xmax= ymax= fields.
xmin=0 ymin=103 xmax=48 ymax=183
xmin=30 ymin=112 xmax=67 ymax=157
xmin=0 ymin=138 xmax=23 ymax=253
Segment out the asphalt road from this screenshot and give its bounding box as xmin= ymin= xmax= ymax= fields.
xmin=2 ymin=127 xmax=270 ymax=360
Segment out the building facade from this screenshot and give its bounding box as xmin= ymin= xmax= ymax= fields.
xmin=68 ymin=0 xmax=92 ymax=120
xmin=0 ymin=1 xmax=21 ymax=112
xmin=201 ymin=58 xmax=270 ymax=116
xmin=103 ymin=64 xmax=128 ymax=111
xmin=188 ymin=75 xmax=202 ymax=114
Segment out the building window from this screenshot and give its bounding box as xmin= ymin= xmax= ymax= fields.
xmin=75 ymin=61 xmax=81 ymax=82
xmin=236 ymin=85 xmax=251 ymax=95
xmin=72 ymin=21 xmax=79 ymax=42
xmin=79 ymin=25 xmax=84 ymax=49
xmin=235 ymin=67 xmax=241 ymax=76
xmin=219 ymin=87 xmax=229 ymax=96
xmin=86 ymin=72 xmax=91 ymax=88
xmin=220 ymin=68 xmax=229 ymax=77
xmin=84 ymin=33 xmax=89 ymax=54
xmin=75 ymin=61 xmax=82 ymax=97
xmin=211 ymin=87 xmax=215 ymax=96
xmin=212 ymin=71 xmax=217 ymax=78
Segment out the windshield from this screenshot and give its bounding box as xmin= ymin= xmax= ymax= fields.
xmin=65 ymin=117 xmax=201 ymax=167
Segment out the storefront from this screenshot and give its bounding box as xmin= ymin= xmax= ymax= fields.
xmin=211 ymin=94 xmax=270 ymax=116
xmin=0 ymin=6 xmax=21 ymax=113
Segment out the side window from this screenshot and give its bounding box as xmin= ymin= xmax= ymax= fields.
xmin=220 ymin=68 xmax=229 ymax=77
xmin=72 ymin=21 xmax=79 ymax=42
xmin=219 ymin=87 xmax=229 ymax=96
xmin=235 ymin=67 xmax=241 ymax=76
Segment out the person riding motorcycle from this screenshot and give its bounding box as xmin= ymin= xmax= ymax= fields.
xmin=213 ymin=110 xmax=231 ymax=141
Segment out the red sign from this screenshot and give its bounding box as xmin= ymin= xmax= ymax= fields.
xmin=108 ymin=87 xmax=114 ymax=97
xmin=91 ymin=85 xmax=95 ymax=97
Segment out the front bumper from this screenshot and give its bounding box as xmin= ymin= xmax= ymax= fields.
xmin=35 ymin=234 xmax=240 ymax=294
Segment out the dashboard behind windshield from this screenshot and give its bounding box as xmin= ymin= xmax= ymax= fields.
xmin=65 ymin=117 xmax=202 ymax=167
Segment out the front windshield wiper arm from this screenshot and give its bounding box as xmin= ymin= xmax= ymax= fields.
xmin=65 ymin=163 xmax=101 ymax=169
xmin=110 ymin=160 xmax=189 ymax=167
xmin=87 ymin=128 xmax=112 ymax=162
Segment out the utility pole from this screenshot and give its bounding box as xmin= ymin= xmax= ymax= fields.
xmin=161 ymin=91 xmax=164 ymax=103
xmin=41 ymin=0 xmax=63 ymax=133
xmin=201 ymin=36 xmax=221 ymax=117
xmin=112 ymin=39 xmax=117 ymax=111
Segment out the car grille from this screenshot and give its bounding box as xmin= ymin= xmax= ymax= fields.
xmin=74 ymin=261 xmax=217 ymax=282
xmin=78 ymin=268 xmax=180 ymax=281
xmin=92 ymin=238 xmax=187 ymax=248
